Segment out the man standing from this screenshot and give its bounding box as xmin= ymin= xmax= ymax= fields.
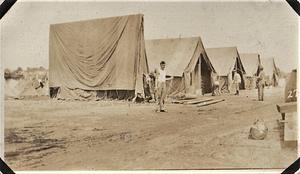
xmin=147 ymin=73 xmax=156 ymax=102
xmin=233 ymin=70 xmax=241 ymax=95
xmin=154 ymin=61 xmax=171 ymax=112
xmin=212 ymin=72 xmax=220 ymax=96
xmin=257 ymin=66 xmax=265 ymax=101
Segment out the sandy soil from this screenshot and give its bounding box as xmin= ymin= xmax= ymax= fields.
xmin=4 ymin=87 xmax=297 ymax=170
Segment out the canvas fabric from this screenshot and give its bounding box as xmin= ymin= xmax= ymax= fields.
xmin=146 ymin=37 xmax=214 ymax=96
xmin=49 ymin=14 xmax=148 ymax=99
xmin=240 ymin=53 xmax=260 ymax=77
xmin=219 ymin=76 xmax=231 ymax=93
xmin=206 ymin=47 xmax=246 ymax=91
xmin=244 ymin=76 xmax=257 ymax=90
xmin=260 ymin=57 xmax=280 ymax=87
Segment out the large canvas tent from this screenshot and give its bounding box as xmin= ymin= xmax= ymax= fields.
xmin=49 ymin=14 xmax=149 ymax=100
xmin=206 ymin=47 xmax=246 ymax=93
xmin=146 ymin=37 xmax=215 ymax=97
xmin=259 ymin=57 xmax=280 ymax=87
xmin=240 ymin=53 xmax=260 ymax=89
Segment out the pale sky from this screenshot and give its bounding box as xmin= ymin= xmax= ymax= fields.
xmin=0 ymin=0 xmax=298 ymax=72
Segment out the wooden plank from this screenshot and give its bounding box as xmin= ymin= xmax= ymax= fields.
xmin=173 ymin=98 xmax=214 ymax=104
xmin=276 ymin=102 xmax=297 ymax=114
xmin=172 ymin=100 xmax=185 ymax=104
xmin=284 ymin=112 xmax=298 ymax=141
xmin=174 ymin=99 xmax=195 ymax=102
xmin=178 ymin=97 xmax=197 ymax=101
xmin=178 ymin=94 xmax=198 ymax=100
xmin=197 ymin=99 xmax=225 ymax=107
xmin=185 ymin=98 xmax=214 ymax=105
xmin=172 ymin=97 xmax=203 ymax=104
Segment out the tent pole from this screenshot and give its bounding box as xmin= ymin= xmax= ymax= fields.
xmin=199 ymin=56 xmax=202 ymax=95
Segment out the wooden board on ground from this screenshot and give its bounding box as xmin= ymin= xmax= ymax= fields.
xmin=276 ymin=102 xmax=297 ymax=114
xmin=284 ymin=112 xmax=298 ymax=141
xmin=172 ymin=100 xmax=185 ymax=104
xmin=182 ymin=97 xmax=197 ymax=100
xmin=171 ymin=99 xmax=195 ymax=104
xmin=178 ymin=94 xmax=198 ymax=100
xmin=172 ymin=97 xmax=215 ymax=104
xmin=185 ymin=98 xmax=214 ymax=105
xmin=197 ymin=99 xmax=225 ymax=107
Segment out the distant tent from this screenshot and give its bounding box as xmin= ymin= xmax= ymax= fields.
xmin=206 ymin=47 xmax=246 ymax=93
xmin=5 ymin=70 xmax=49 ymax=99
xmin=49 ymin=14 xmax=149 ymax=100
xmin=240 ymin=53 xmax=260 ymax=89
xmin=146 ymin=37 xmax=215 ymax=97
xmin=260 ymin=57 xmax=280 ymax=87
xmin=5 ymin=79 xmax=23 ymax=99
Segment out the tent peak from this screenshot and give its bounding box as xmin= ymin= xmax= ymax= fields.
xmin=147 ymin=36 xmax=202 ymax=42
xmin=50 ymin=14 xmax=143 ymax=26
xmin=206 ymin=46 xmax=238 ymax=50
xmin=240 ymin=53 xmax=260 ymax=56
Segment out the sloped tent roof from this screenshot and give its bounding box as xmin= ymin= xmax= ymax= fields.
xmin=240 ymin=53 xmax=260 ymax=77
xmin=145 ymin=37 xmax=214 ymax=77
xmin=49 ymin=14 xmax=148 ymax=95
xmin=260 ymin=57 xmax=278 ymax=77
xmin=206 ymin=47 xmax=245 ymax=76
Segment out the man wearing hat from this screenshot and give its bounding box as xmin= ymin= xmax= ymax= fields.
xmin=257 ymin=66 xmax=265 ymax=101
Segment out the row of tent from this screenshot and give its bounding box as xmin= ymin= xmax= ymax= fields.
xmin=47 ymin=14 xmax=280 ymax=100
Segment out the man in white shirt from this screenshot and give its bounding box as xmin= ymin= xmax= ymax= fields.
xmin=154 ymin=61 xmax=172 ymax=112
xmin=233 ymin=70 xmax=241 ymax=95
xmin=212 ymin=72 xmax=220 ymax=96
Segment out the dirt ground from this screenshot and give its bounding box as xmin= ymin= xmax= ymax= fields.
xmin=4 ymin=87 xmax=298 ymax=170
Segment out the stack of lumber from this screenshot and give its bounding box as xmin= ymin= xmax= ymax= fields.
xmin=172 ymin=97 xmax=225 ymax=107
xmin=196 ymin=99 xmax=225 ymax=107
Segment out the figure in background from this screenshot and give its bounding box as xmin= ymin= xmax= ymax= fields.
xmin=233 ymin=70 xmax=241 ymax=95
xmin=212 ymin=72 xmax=220 ymax=96
xmin=227 ymin=72 xmax=232 ymax=93
xmin=143 ymin=74 xmax=152 ymax=102
xmin=147 ymin=73 xmax=157 ymax=102
xmin=257 ymin=66 xmax=265 ymax=101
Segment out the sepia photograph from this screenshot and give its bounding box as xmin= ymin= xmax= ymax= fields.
xmin=1 ymin=0 xmax=298 ymax=171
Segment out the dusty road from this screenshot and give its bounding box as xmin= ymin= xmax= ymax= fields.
xmin=4 ymin=87 xmax=297 ymax=170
